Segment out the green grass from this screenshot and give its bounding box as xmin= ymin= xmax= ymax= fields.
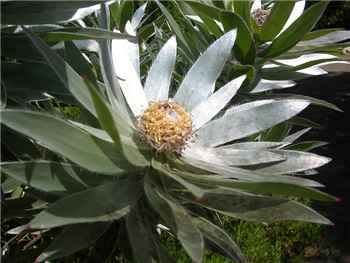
xmin=163 ymin=216 xmax=324 ymax=263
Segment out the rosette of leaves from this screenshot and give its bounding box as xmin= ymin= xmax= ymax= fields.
xmin=0 ymin=2 xmax=346 ymax=263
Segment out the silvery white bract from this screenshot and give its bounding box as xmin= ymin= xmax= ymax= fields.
xmin=0 ymin=3 xmax=340 ymax=263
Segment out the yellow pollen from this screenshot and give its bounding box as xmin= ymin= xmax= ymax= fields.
xmin=138 ymin=101 xmax=192 ymax=152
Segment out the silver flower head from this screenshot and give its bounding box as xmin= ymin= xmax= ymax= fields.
xmin=108 ymin=26 xmax=331 ymax=188
xmin=112 ymin=29 xmax=248 ymax=154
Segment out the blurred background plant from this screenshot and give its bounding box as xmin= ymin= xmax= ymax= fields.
xmin=1 ymin=1 xmax=350 ymax=262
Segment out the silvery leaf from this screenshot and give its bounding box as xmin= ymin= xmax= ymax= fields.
xmin=190 ymin=187 xmax=332 ymax=225
xmin=277 ymin=0 xmax=305 ymax=36
xmin=111 ymin=25 xmax=148 ymax=117
xmin=70 ymin=121 xmax=150 ymax=151
xmin=184 ymin=144 xmax=285 ymax=167
xmin=181 ymin=153 xmax=323 ymax=187
xmin=298 ymin=30 xmax=350 ymax=46
xmin=196 ymin=100 xmax=309 ymax=147
xmin=131 ymin=3 xmax=147 ymax=30
xmin=217 ymin=142 xmax=288 ymax=150
xmin=98 ymin=4 xmax=132 ymax=123
xmin=283 ymin=128 xmax=311 ymax=143
xmin=254 ymin=150 xmax=331 ymax=175
xmin=174 ymin=30 xmax=237 ymax=111
xmin=191 ymin=75 xmax=246 ymax=130
xmin=225 ymin=99 xmax=275 ymax=114
xmin=144 ymin=36 xmax=177 ymax=102
xmin=214 ymin=148 xmax=285 ymax=166
xmin=274 ymin=53 xmax=337 ymax=75
xmin=52 ymin=40 xmax=100 ymax=53
xmin=251 ymin=79 xmax=296 ymax=93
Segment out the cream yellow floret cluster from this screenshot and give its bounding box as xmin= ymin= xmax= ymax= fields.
xmin=138 ymin=101 xmax=192 ymax=153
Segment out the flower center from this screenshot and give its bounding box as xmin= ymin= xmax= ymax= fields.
xmin=252 ymin=8 xmax=271 ymax=26
xmin=138 ymin=101 xmax=192 ymax=153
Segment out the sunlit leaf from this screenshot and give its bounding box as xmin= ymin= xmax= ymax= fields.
xmin=174 ymin=30 xmax=237 ymax=111
xmin=196 ymin=100 xmax=309 ymax=146
xmin=260 ymin=1 xmax=329 ymax=58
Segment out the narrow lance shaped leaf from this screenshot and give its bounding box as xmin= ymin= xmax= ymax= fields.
xmin=29 ymin=179 xmax=142 ymax=229
xmin=286 ymin=141 xmax=328 ymax=152
xmin=110 ymin=0 xmax=134 ymax=32
xmin=251 ymin=79 xmax=296 ymax=93
xmin=111 ymin=25 xmax=148 ymax=117
xmin=40 ymin=27 xmax=135 ymax=42
xmin=186 ymin=1 xmax=256 ymax=63
xmin=131 ymin=3 xmax=147 ymax=30
xmin=98 ymin=4 xmax=132 ymax=123
xmin=260 ymin=1 xmax=329 ymax=58
xmin=144 ymin=179 xmax=204 ymax=263
xmin=259 ymin=93 xmax=342 ymax=112
xmin=283 ymin=128 xmax=312 ymax=143
xmin=69 ymin=121 xmax=150 ymax=152
xmin=218 ymin=141 xmax=287 ymax=150
xmin=192 ymin=217 xmax=247 ymax=263
xmin=126 ymin=206 xmax=156 ymax=263
xmin=183 ymin=156 xmax=323 ymax=187
xmin=190 ymin=188 xmax=332 ymax=225
xmin=261 ymin=122 xmax=291 ymax=142
xmin=277 ymin=0 xmax=305 ymax=36
xmin=184 ymin=144 xmax=285 ymax=167
xmin=159 ymin=194 xmax=204 ymax=263
xmin=22 ymin=26 xmax=97 ymax=117
xmin=262 ymin=58 xmax=338 ymax=78
xmin=191 ymin=75 xmax=246 ymax=130
xmin=196 ymin=99 xmax=310 ymax=147
xmin=37 ymin=223 xmax=111 ymax=262
xmin=220 ymin=10 xmax=256 ymax=64
xmin=259 ymin=1 xmax=296 ymax=42
xmin=144 ymin=36 xmax=177 ymax=102
xmin=300 ymin=30 xmax=350 ymax=46
xmin=254 ymin=150 xmax=331 ymax=175
xmin=232 ymin=1 xmax=251 ymax=28
xmin=65 ymin=41 xmax=97 ymax=87
xmin=174 ymin=29 xmax=237 ymax=111
xmin=192 ymin=14 xmax=223 ymax=37
xmin=175 ymin=169 xmax=336 ymax=202
xmin=152 ymin=159 xmax=205 ymax=198
xmin=181 ymin=154 xmax=323 ymax=187
xmin=0 ymin=161 xmax=104 ymax=194
xmin=1 ymin=110 xmax=136 ymax=174
xmin=155 ymin=0 xmax=196 ymax=60
xmin=83 ymin=77 xmax=149 ymax=168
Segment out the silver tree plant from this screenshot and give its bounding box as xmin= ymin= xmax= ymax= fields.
xmin=1 ymin=1 xmax=349 ymax=262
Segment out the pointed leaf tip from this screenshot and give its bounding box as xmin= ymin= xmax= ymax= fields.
xmin=197 ymin=99 xmax=310 ymax=147
xmin=144 ymin=35 xmax=177 ymax=101
xmin=174 ymin=29 xmax=237 ymax=110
